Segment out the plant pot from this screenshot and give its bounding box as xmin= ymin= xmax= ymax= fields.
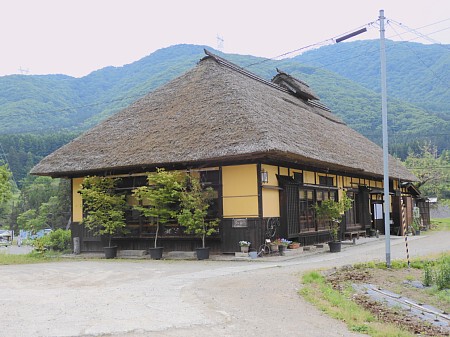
xmin=288 ymin=242 xmax=300 ymax=249
xmin=270 ymin=244 xmax=278 ymax=252
xmin=328 ymin=241 xmax=341 ymax=253
xmin=149 ymin=247 xmax=163 ymax=260
xmin=196 ymin=247 xmax=210 ymax=260
xmin=414 ymin=230 xmax=420 ymax=236
xmin=104 ymin=246 xmax=118 ymax=259
xmin=278 ymin=245 xmax=285 ymax=256
xmin=240 ymin=246 xmax=249 ymax=253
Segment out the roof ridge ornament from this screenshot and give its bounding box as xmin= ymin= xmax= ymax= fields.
xmin=272 ymin=68 xmax=320 ymax=101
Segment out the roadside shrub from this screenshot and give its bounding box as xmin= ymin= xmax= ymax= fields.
xmin=423 ymin=263 xmax=433 ymax=286
xmin=48 ymin=229 xmax=71 ymax=251
xmin=32 ymin=238 xmax=49 ymax=254
xmin=421 ymin=254 xmax=450 ymax=290
xmin=435 ymin=257 xmax=450 ymax=290
xmin=33 ymin=229 xmax=71 ymax=252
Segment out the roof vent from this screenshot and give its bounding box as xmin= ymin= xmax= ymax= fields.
xmin=272 ymin=69 xmax=319 ymax=101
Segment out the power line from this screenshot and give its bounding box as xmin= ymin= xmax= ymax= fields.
xmin=244 ymin=21 xmax=378 ymax=69
xmin=387 ymin=20 xmax=450 ymax=88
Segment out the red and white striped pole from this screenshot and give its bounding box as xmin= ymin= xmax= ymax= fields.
xmin=401 ymin=198 xmax=410 ymax=268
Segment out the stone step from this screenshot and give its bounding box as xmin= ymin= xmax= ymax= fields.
xmin=118 ymin=250 xmax=148 ymax=257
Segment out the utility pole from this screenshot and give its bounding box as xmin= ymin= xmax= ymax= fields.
xmin=379 ymin=9 xmax=391 ymax=268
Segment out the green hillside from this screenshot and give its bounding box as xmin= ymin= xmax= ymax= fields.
xmin=0 ymin=41 xmax=449 ymax=183
xmin=294 ymin=39 xmax=450 ymax=116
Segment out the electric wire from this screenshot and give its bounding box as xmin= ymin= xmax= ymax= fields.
xmin=387 ymin=20 xmax=450 ymax=88
xmin=244 ymin=21 xmax=378 ymax=69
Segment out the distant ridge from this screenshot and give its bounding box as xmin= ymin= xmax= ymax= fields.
xmin=0 ymin=41 xmax=448 ymax=154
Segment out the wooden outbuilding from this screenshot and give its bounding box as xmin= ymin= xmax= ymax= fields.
xmin=31 ymin=50 xmax=424 ymax=253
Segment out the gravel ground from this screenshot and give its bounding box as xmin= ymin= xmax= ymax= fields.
xmin=1 ymin=231 xmax=448 ymax=337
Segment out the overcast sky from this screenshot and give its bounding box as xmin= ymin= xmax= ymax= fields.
xmin=1 ymin=0 xmax=449 ymax=77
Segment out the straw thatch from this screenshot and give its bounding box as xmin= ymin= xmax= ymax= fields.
xmin=31 ymin=50 xmax=416 ymax=181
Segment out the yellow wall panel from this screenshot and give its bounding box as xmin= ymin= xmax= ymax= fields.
xmin=263 ymin=188 xmax=280 ymax=217
xmin=222 ymin=164 xmax=257 ymax=197
xmin=223 ymin=196 xmax=259 ymax=218
xmin=262 ymin=164 xmax=279 ymax=186
xmin=222 ymin=164 xmax=258 ymax=218
xmin=72 ymin=178 xmax=84 ymax=222
xmin=279 ymin=167 xmax=289 ymax=176
xmin=304 ymin=171 xmax=315 ymax=184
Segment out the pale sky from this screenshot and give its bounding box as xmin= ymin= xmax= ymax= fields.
xmin=1 ymin=0 xmax=449 ymax=77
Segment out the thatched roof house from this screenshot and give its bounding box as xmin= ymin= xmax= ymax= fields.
xmin=31 ymin=50 xmax=421 ymax=254
xmin=31 ymin=50 xmax=415 ymax=182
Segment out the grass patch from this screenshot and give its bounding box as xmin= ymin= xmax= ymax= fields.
xmin=0 ymin=250 xmax=63 ymax=265
xmin=300 ymin=253 xmax=450 ymax=337
xmin=431 ymin=217 xmax=450 ymax=231
xmin=300 ymin=271 xmax=413 ymax=336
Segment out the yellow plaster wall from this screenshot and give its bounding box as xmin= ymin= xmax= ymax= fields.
xmin=263 ymin=189 xmax=280 ymax=217
xmin=222 ymin=164 xmax=258 ymax=218
xmin=72 ymin=178 xmax=84 ymax=222
xmin=279 ymin=167 xmax=289 ymax=176
xmin=262 ymin=164 xmax=278 ymax=186
xmin=261 ymin=164 xmax=280 ymax=217
xmin=304 ymin=171 xmax=315 ymax=184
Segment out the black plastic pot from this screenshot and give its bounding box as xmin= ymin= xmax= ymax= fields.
xmin=278 ymin=245 xmax=285 ymax=256
xmin=149 ymin=247 xmax=163 ymax=260
xmin=104 ymin=246 xmax=118 ymax=259
xmin=328 ymin=241 xmax=341 ymax=253
xmin=196 ymin=247 xmax=210 ymax=260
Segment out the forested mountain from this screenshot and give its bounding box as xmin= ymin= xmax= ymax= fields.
xmin=1 ymin=41 xmax=449 ymax=183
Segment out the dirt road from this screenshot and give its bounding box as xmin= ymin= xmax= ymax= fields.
xmin=1 ymin=232 xmax=448 ymax=337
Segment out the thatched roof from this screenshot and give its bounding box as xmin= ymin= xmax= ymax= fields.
xmin=31 ymin=50 xmax=416 ymax=182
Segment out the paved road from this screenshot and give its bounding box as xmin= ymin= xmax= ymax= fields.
xmin=0 ymin=232 xmax=448 ymax=337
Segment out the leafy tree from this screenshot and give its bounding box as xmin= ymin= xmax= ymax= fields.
xmin=79 ymin=176 xmax=127 ymax=247
xmin=0 ymin=164 xmax=13 ymax=204
xmin=132 ymin=168 xmax=182 ymax=248
xmin=14 ymin=176 xmax=70 ymax=231
xmin=16 ymin=209 xmax=42 ymax=233
xmin=177 ymin=175 xmax=219 ymax=248
xmin=405 ymin=144 xmax=450 ymax=199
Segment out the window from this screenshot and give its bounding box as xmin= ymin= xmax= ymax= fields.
xmin=319 ymin=175 xmax=334 ymax=187
xmin=299 ymin=188 xmax=315 ymax=232
xmin=315 ymin=189 xmax=337 ymax=230
xmin=293 ymin=172 xmax=303 ymax=184
xmin=345 ymin=191 xmax=360 ymax=226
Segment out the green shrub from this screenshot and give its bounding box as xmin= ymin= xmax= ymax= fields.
xmin=435 ymin=258 xmax=450 ymax=290
xmin=33 ymin=229 xmax=71 ymax=252
xmin=48 ymin=229 xmax=72 ymax=251
xmin=423 ymin=263 xmax=433 ymax=287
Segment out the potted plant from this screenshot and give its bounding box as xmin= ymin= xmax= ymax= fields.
xmin=273 ymin=238 xmax=291 ymax=255
xmin=239 ymin=241 xmax=251 ymax=253
xmin=288 ymin=242 xmax=300 ymax=249
xmin=132 ymin=168 xmax=182 ymax=259
xmin=177 ymin=175 xmax=219 ymax=260
xmin=314 ymin=191 xmax=352 ymax=253
xmin=79 ymin=176 xmax=127 ymax=258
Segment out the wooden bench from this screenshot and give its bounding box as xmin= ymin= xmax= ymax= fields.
xmin=343 ymin=230 xmax=366 ymax=243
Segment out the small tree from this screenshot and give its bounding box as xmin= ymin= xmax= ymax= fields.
xmin=0 ymin=164 xmax=13 ymax=205
xmin=132 ymin=168 xmax=182 ymax=248
xmin=79 ymin=176 xmax=127 ymax=248
xmin=177 ymin=175 xmax=219 ymax=248
xmin=314 ymin=191 xmax=353 ymax=242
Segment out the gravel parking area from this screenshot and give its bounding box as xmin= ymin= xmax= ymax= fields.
xmin=1 ymin=231 xmax=448 ymax=337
